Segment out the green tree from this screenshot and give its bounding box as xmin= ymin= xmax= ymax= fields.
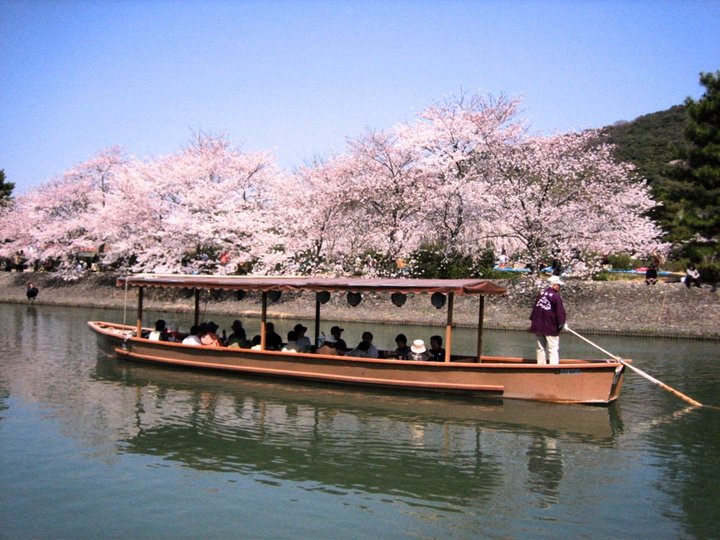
xmin=0 ymin=169 xmax=14 ymax=206
xmin=672 ymin=70 xmax=720 ymax=262
xmin=601 ymin=106 xmax=689 ymax=243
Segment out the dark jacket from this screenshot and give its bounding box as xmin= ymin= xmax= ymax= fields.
xmin=529 ymin=286 xmax=566 ymax=337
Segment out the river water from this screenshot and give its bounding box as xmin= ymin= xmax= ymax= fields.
xmin=1 ymin=304 xmax=719 ymax=539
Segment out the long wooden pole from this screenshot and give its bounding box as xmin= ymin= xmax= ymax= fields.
xmin=565 ymin=326 xmax=704 ymax=408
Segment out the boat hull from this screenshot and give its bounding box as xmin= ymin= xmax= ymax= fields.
xmin=89 ymin=321 xmax=624 ymax=405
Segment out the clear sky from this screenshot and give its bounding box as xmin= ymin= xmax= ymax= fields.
xmin=2 ymin=0 xmax=719 ymax=194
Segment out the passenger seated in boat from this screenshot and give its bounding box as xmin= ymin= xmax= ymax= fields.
xmin=408 ymin=339 xmax=430 ymax=361
xmin=166 ymin=323 xmax=182 ymax=342
xmin=200 ymin=322 xmax=223 ymax=347
xmin=347 ymin=340 xmax=372 ymax=358
xmin=359 ymin=331 xmax=379 ymax=358
xmin=428 ymin=335 xmax=445 ymax=362
xmin=330 ymin=326 xmax=347 ymax=352
xmin=182 ymin=325 xmax=203 ymax=346
xmin=250 ymin=335 xmax=262 ymax=350
xmin=293 ymin=324 xmax=311 ymax=352
xmin=393 ymin=333 xmax=411 ymax=360
xmin=265 ymin=322 xmax=283 ymax=350
xmin=149 ymin=319 xmax=168 ymax=341
xmin=282 ymin=330 xmax=300 ymax=353
xmin=317 ymin=335 xmax=340 ymax=355
xmin=227 ymin=320 xmax=249 ymax=348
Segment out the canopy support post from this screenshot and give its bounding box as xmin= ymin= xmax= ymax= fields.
xmin=136 ymin=287 xmax=144 ymax=338
xmin=314 ymin=294 xmax=322 ymax=349
xmin=444 ymin=292 xmax=454 ymax=362
xmin=476 ymin=296 xmax=485 ymax=363
xmin=193 ymin=289 xmax=200 ymax=327
xmin=260 ymin=291 xmax=268 ymax=350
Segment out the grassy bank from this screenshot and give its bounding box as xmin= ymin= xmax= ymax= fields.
xmin=2 ymin=272 xmax=718 ymax=340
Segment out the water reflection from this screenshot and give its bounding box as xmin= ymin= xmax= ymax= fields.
xmin=90 ymin=357 xmax=621 ymax=505
xmin=2 ymin=304 xmax=720 ymax=538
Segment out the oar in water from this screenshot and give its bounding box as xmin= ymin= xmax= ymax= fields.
xmin=564 ymin=325 xmax=704 ymax=408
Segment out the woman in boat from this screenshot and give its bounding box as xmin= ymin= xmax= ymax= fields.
xmin=149 ymin=319 xmax=168 ymax=341
xmin=282 ymin=330 xmax=300 ymax=353
xmin=360 ymin=331 xmax=379 ymax=358
xmin=200 ymin=322 xmax=223 ymax=347
xmin=265 ymin=322 xmax=283 ymax=350
xmin=317 ymin=335 xmax=340 ymax=355
xmin=227 ymin=320 xmax=249 ymax=348
xmin=408 ymin=339 xmax=430 ymax=361
xmin=181 ymin=325 xmax=203 ymax=346
xmin=294 ymin=324 xmax=311 ymax=352
xmin=330 ymin=326 xmax=347 ymax=353
xmin=393 ymin=334 xmax=411 ymax=360
xmin=428 ymin=335 xmax=445 ymax=362
xmin=347 ymin=340 xmax=372 ymax=358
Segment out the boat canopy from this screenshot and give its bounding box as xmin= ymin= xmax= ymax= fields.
xmin=117 ymin=275 xmax=507 ymax=296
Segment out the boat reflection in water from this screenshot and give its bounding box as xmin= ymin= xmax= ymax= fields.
xmin=94 ymin=357 xmax=623 ymax=503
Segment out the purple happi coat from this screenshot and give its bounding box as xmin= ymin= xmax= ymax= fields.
xmin=529 ymin=286 xmax=566 ymax=337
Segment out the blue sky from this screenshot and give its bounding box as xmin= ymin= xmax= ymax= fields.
xmin=2 ymin=0 xmax=719 ymax=194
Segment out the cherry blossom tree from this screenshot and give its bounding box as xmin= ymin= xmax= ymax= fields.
xmin=286 ymin=131 xmax=432 ymax=274
xmin=1 ymin=93 xmax=668 ymax=280
xmin=0 ymin=147 xmax=128 ymax=275
xmin=482 ymin=130 xmax=668 ymax=272
xmin=1 ymin=136 xmax=291 ymax=277
xmin=96 ymin=134 xmax=290 ymax=275
xmin=287 ymin=155 xmax=359 ymax=272
xmin=342 ymin=129 xmax=431 ymax=261
xmin=396 ymin=92 xmax=525 ymax=254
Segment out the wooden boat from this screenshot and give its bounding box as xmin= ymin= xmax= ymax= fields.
xmin=88 ymin=275 xmax=626 ymax=405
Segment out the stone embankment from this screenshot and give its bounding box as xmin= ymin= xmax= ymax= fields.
xmin=2 ymin=272 xmax=718 ymax=340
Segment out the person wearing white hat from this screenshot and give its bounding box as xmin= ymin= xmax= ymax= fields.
xmin=409 ymin=339 xmax=430 ymax=361
xmin=529 ymin=275 xmax=567 ymax=364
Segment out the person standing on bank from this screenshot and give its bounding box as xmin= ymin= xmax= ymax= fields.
xmin=529 ymin=275 xmax=567 ymax=365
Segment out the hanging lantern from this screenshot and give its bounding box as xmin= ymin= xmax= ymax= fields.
xmin=235 ymin=290 xmax=246 ymax=301
xmin=317 ymin=291 xmax=331 ymax=304
xmin=268 ymin=290 xmax=282 ymax=302
xmin=431 ymin=292 xmax=446 ymax=309
xmin=391 ymin=292 xmax=407 ymax=307
xmin=347 ymin=291 xmax=362 ymax=307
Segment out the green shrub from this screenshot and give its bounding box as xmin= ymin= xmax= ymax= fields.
xmin=408 ymin=244 xmax=493 ymax=279
xmin=698 ymin=262 xmax=720 ymax=284
xmin=604 ymin=253 xmax=635 ymax=269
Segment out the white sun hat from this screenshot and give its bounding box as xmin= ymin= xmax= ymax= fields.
xmin=410 ymin=339 xmax=426 ymax=354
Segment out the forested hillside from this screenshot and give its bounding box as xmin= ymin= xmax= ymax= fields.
xmin=601 ymin=105 xmax=687 ymax=185
xmin=602 ymin=70 xmax=719 ymax=276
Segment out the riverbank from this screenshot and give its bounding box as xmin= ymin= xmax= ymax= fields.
xmin=2 ymin=272 xmax=718 ymax=339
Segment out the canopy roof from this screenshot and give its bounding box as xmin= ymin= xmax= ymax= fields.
xmin=117 ymin=274 xmax=507 ymax=296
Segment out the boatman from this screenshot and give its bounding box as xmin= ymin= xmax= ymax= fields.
xmin=529 ymin=275 xmax=567 ymax=365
